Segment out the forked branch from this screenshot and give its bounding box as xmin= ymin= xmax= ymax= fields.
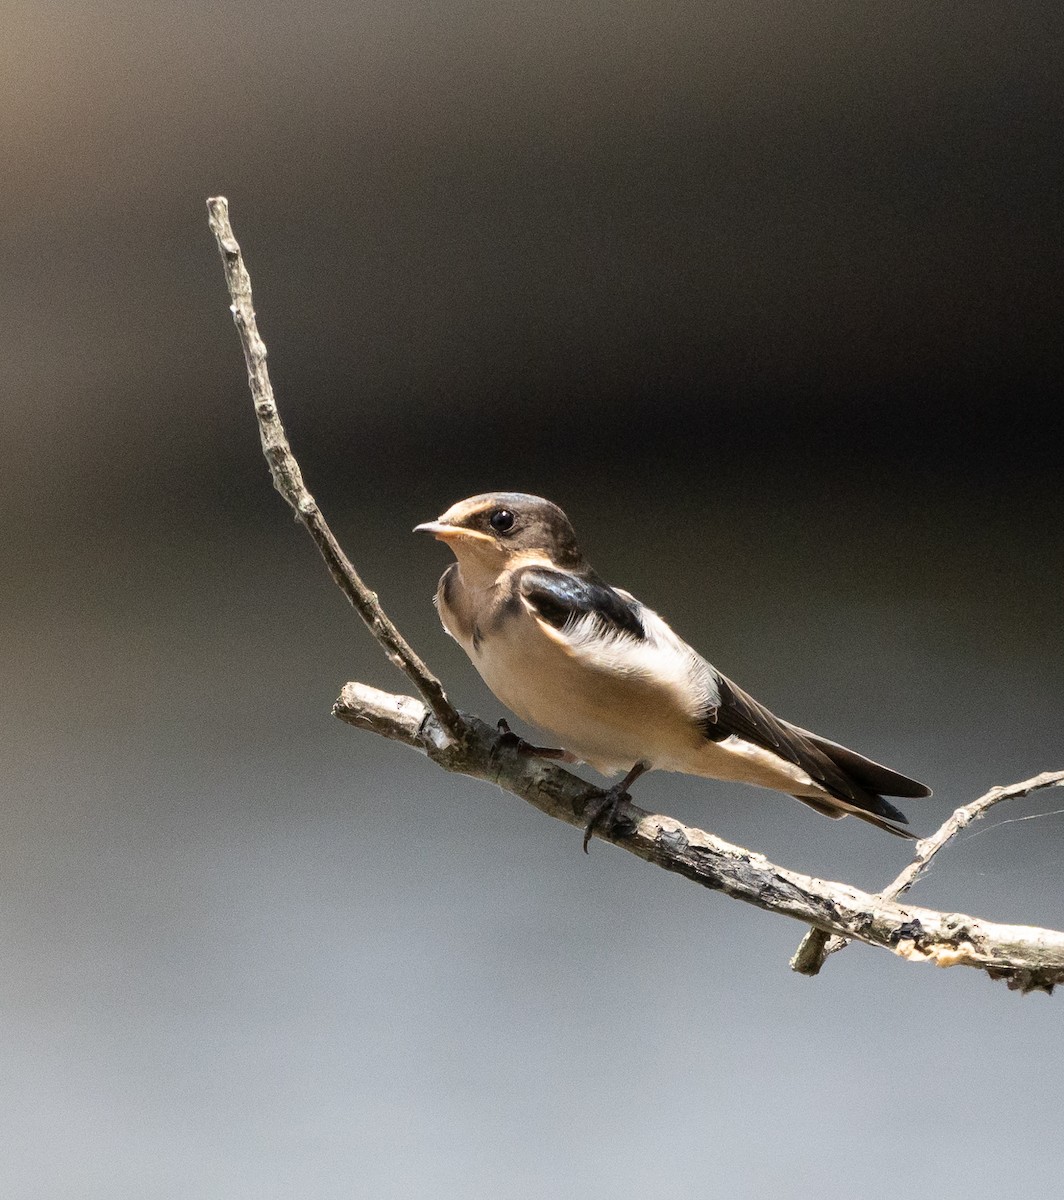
xmin=791 ymin=770 xmax=1064 ymax=975
xmin=207 ymin=196 xmax=1064 ymax=995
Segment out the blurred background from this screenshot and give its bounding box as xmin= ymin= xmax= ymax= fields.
xmin=3 ymin=2 xmax=1063 ymax=1196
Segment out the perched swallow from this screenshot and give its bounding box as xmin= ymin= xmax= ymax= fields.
xmin=415 ymin=492 xmax=931 ymax=847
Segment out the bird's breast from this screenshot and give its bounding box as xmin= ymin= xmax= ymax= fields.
xmin=453 ymin=601 xmax=704 ymax=776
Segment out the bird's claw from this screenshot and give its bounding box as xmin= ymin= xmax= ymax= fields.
xmin=496 ymin=719 xmax=573 ymax=761
xmin=496 ymin=718 xmax=521 ymax=746
xmin=582 ymin=784 xmax=630 ymax=853
xmin=581 ymin=761 xmax=647 ymax=852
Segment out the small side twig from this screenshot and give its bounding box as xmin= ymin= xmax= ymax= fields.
xmin=791 ymin=770 xmax=1064 ymax=976
xmin=206 ymin=197 xmax=464 ymax=742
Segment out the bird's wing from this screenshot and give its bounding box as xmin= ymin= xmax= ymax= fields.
xmin=699 ymin=671 xmax=875 ymax=808
xmin=518 ymin=569 xmax=924 ymax=830
xmin=516 ymin=567 xmax=646 ymax=642
xmin=697 ymin=665 xmax=930 ymax=835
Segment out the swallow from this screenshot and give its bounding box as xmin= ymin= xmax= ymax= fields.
xmin=415 ymin=492 xmax=931 ymax=849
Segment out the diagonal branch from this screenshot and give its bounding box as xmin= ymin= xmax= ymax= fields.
xmin=791 ymin=770 xmax=1064 ymax=976
xmin=335 ymin=683 xmax=1064 ymax=994
xmin=207 ymin=196 xmax=1064 ymax=996
xmin=206 ymin=197 xmax=464 ymax=742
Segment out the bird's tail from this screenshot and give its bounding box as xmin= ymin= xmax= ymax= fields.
xmin=790 ymin=728 xmax=932 ymax=839
xmin=792 ymin=793 xmax=916 ymax=838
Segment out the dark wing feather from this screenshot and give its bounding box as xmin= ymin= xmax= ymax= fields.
xmin=517 ymin=567 xmax=645 ymax=641
xmin=701 ymin=673 xmax=865 ymax=803
xmin=794 ymin=729 xmax=933 ymax=799
xmin=699 ymin=672 xmax=923 ymax=829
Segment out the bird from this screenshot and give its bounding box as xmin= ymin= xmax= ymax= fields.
xmin=414 ymin=492 xmax=931 ymax=849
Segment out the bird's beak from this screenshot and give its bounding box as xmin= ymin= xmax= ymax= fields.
xmin=413 ymin=520 xmax=464 ymax=542
xmin=413 ymin=520 xmax=494 ymax=545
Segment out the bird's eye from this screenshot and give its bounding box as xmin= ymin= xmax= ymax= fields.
xmin=489 ymin=508 xmax=516 ymax=534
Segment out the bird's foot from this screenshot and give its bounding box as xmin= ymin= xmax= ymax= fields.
xmin=581 ymin=783 xmax=633 ymax=853
xmin=581 ymin=761 xmax=648 ymax=853
xmin=496 ymin=719 xmax=575 ymax=762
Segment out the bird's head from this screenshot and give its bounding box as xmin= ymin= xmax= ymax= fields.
xmin=414 ymin=492 xmax=585 ymax=582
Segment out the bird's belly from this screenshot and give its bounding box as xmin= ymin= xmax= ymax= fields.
xmin=471 ymin=626 xmax=701 ymax=776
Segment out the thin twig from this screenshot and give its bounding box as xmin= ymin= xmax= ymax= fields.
xmin=791 ymin=770 xmax=1064 ymax=976
xmin=206 ymin=197 xmax=464 ymax=741
xmin=335 ymin=683 xmax=1064 ymax=994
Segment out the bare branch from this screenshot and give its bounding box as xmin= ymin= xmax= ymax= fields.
xmin=335 ymin=684 xmax=1064 ymax=994
xmin=208 ymin=196 xmax=1064 ymax=996
xmin=205 ymin=197 xmax=464 ymax=741
xmin=791 ymin=770 xmax=1064 ymax=976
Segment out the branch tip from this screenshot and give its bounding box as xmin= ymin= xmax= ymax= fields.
xmin=205 ymin=197 xmax=465 ymax=740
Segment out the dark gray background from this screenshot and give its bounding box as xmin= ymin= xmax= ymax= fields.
xmin=4 ymin=3 xmax=1063 ymax=1197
